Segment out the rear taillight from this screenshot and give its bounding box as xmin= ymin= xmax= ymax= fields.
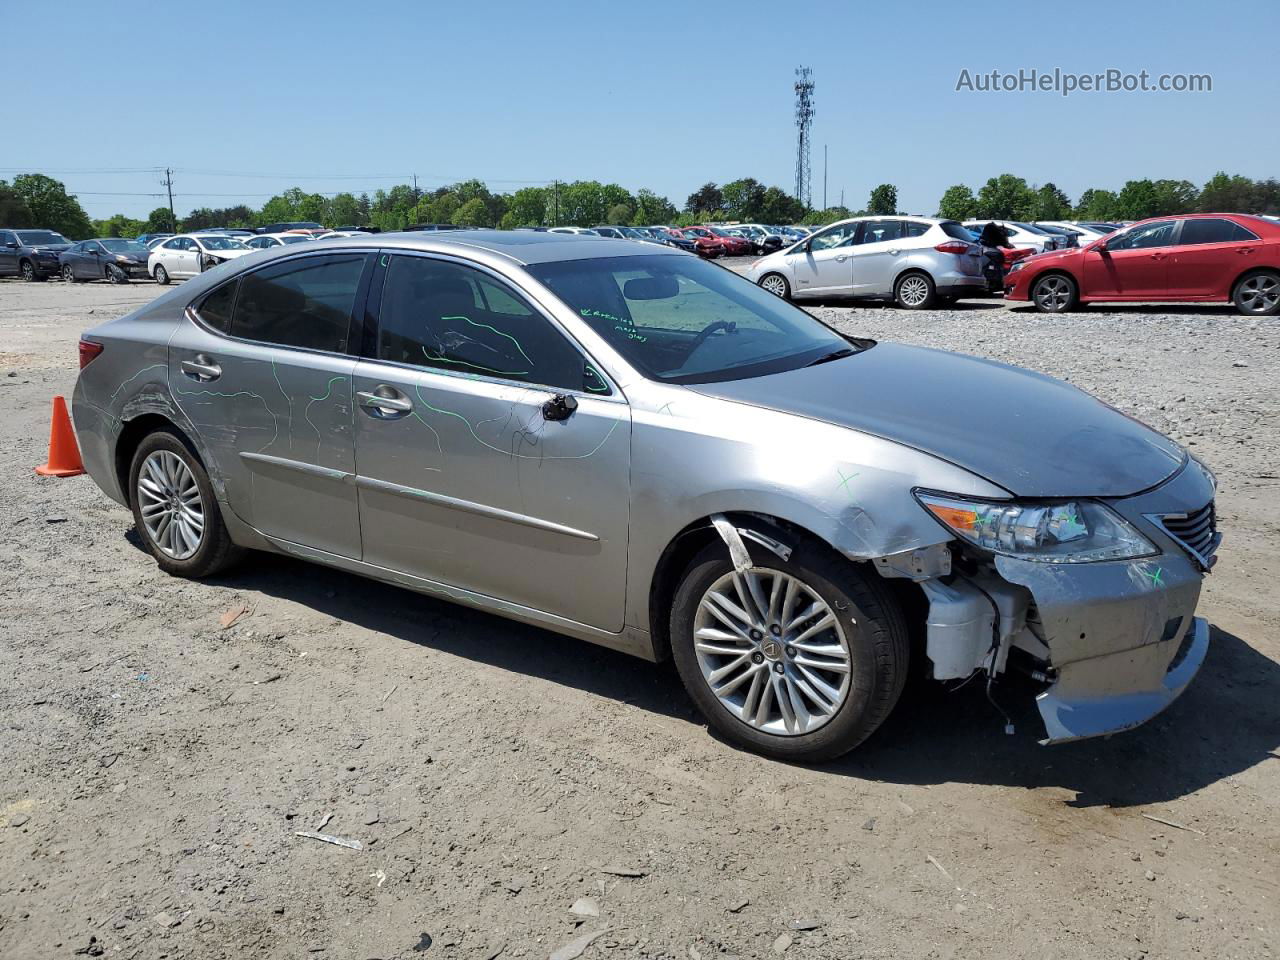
xmin=934 ymin=241 xmax=971 ymax=254
xmin=78 ymin=339 xmax=104 ymax=369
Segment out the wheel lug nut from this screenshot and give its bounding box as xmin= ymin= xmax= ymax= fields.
xmin=772 ymin=662 xmax=785 ymax=675
xmin=769 ymin=624 xmax=782 ymax=636
xmin=751 ymin=652 xmax=764 ymax=665
xmin=749 ymin=629 xmax=763 ymax=641
xmin=785 ymin=646 xmax=796 ymax=658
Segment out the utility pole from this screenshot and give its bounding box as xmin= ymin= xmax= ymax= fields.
xmin=553 ymin=180 xmax=560 ymax=226
xmin=412 ymin=173 xmax=419 ymax=205
xmin=823 ymin=145 xmax=828 ymax=211
xmin=162 ymin=168 xmax=176 ymax=231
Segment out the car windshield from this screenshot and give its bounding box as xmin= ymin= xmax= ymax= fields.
xmin=100 ymin=239 xmax=149 ymax=254
xmin=685 ymin=227 xmax=712 ymax=237
xmin=280 ymin=235 xmax=314 ymax=244
xmin=526 ymin=254 xmax=856 ymax=384
xmin=17 ymin=230 xmax=69 ymax=245
xmin=197 ymin=236 xmax=247 ymax=250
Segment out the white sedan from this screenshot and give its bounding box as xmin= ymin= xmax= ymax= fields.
xmin=242 ymin=233 xmax=321 ymax=251
xmin=149 ymin=234 xmax=253 ymax=284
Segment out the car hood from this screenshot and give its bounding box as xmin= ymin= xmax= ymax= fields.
xmin=687 ymin=342 xmax=1186 ymax=498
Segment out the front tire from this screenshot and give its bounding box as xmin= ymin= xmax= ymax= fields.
xmin=153 ymin=264 xmax=170 ymax=285
xmin=894 ymin=271 xmax=936 ymax=309
xmin=1232 ymin=270 xmax=1280 ymax=316
xmin=106 ymin=263 xmax=128 ymax=284
xmin=670 ymin=530 xmax=909 ymax=762
xmin=759 ymin=273 xmax=791 ymax=299
xmin=20 ymin=260 xmax=41 ymax=282
xmin=62 ymin=265 xmax=78 ymax=283
xmin=1031 ymin=272 xmax=1078 ymax=312
xmin=129 ymin=430 xmax=242 ymax=578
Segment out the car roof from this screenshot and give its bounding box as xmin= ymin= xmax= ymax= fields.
xmin=309 ymin=228 xmax=679 ymax=265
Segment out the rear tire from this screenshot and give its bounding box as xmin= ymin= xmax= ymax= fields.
xmin=1031 ymin=272 xmax=1079 ymax=312
xmin=1232 ymin=270 xmax=1280 ymax=316
xmin=154 ymin=264 xmax=170 ymax=285
xmin=670 ymin=528 xmax=909 ymax=762
xmin=128 ymin=430 xmax=242 ymax=578
xmin=894 ymin=271 xmax=936 ymax=309
xmin=759 ymin=273 xmax=791 ymax=299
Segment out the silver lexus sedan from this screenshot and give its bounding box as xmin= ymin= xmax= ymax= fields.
xmin=72 ymin=231 xmax=1219 ymax=761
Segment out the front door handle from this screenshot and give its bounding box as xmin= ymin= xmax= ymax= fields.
xmin=357 ymin=388 xmax=413 ymax=417
xmin=887 ymin=248 xmax=900 ymax=255
xmin=181 ymin=356 xmax=222 ymax=381
xmin=834 ymin=255 xmax=849 ymax=262
xmin=1149 ymin=253 xmax=1167 ymax=260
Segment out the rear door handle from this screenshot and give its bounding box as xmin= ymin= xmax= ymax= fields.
xmin=357 ymin=388 xmax=413 ymax=417
xmin=180 ymin=356 xmax=222 ymax=381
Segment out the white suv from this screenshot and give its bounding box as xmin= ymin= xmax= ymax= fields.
xmin=746 ymin=216 xmax=986 ymax=308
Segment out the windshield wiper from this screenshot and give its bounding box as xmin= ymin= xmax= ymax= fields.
xmin=805 ymin=347 xmax=856 ymax=367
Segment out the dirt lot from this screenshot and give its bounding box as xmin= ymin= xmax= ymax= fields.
xmin=1 ymin=270 xmax=1277 ymax=960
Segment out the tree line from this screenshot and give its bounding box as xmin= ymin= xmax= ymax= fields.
xmin=2 ymin=170 xmax=1277 ymax=242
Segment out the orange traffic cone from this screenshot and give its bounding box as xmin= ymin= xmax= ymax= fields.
xmin=35 ymin=395 xmax=85 ymax=477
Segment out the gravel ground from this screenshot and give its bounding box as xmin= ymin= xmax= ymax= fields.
xmin=1 ymin=272 xmax=1277 ymax=960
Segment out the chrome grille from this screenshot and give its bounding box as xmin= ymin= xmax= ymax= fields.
xmin=1160 ymin=501 xmax=1220 ymax=568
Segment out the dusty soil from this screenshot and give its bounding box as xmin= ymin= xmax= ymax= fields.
xmin=1 ymin=271 xmax=1277 ymax=960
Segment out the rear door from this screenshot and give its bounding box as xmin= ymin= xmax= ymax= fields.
xmin=167 ymin=251 xmax=372 ymax=558
xmin=1168 ymin=217 xmax=1262 ymax=298
xmin=352 ymin=251 xmax=632 ymax=631
xmin=788 ymin=221 xmax=857 ymax=296
xmin=848 ymin=219 xmax=906 ymax=296
xmin=1082 ymin=220 xmax=1177 ymax=299
xmin=0 ymin=231 xmax=20 ymax=276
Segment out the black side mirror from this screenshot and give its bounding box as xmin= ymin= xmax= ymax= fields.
xmin=542 ymin=393 xmax=578 ymax=422
xmin=4 ymin=241 xmax=17 ymax=249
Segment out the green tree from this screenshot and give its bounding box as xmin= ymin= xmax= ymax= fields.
xmin=974 ymin=174 xmax=1035 ymax=220
xmin=867 ymin=183 xmax=898 ymax=216
xmin=1198 ymin=172 xmax=1257 ymax=213
xmin=758 ymin=186 xmax=804 ymax=224
xmin=721 ymin=178 xmax=766 ymax=221
xmin=936 ymin=184 xmax=977 ymax=220
xmin=327 ymin=193 xmax=361 ymax=226
xmin=0 ymin=180 xmax=35 ymax=227
xmin=1150 ymin=179 xmax=1198 ymax=215
xmin=632 ymin=188 xmax=677 ymax=225
xmin=1074 ymin=189 xmax=1119 ymax=221
xmin=452 ymin=197 xmax=490 ymax=227
xmin=557 ymin=181 xmax=609 ymax=225
xmin=94 ymin=214 xmax=146 ymax=238
xmin=12 ymin=174 xmax=93 ymax=239
xmin=605 ymin=201 xmax=633 ymax=225
xmin=800 ymin=206 xmax=852 ymax=226
xmin=1031 ymin=182 xmax=1071 ymax=220
xmin=685 ymin=182 xmax=723 ymax=214
xmin=506 ymin=186 xmax=548 ymax=227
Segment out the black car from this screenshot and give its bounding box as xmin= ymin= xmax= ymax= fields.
xmin=59 ymin=238 xmax=151 ymax=283
xmin=650 ymin=228 xmax=697 ymax=252
xmin=0 ymin=228 xmax=73 ymax=280
xmin=254 ymin=221 xmax=324 ymax=234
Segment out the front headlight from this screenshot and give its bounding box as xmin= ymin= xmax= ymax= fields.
xmin=115 ymin=254 xmax=131 ymax=262
xmin=915 ymin=492 xmax=1157 ymax=562
xmin=1008 ymin=260 xmax=1025 ymax=273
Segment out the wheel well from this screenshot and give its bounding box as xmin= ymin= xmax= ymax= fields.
xmin=892 ymin=267 xmax=933 ymax=290
xmin=647 ymin=512 xmax=876 ymax=663
xmin=1029 ymin=267 xmax=1076 ymax=291
xmin=114 ymin=414 xmax=190 ymax=506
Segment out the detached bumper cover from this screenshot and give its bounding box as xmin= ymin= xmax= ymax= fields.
xmin=1036 ymin=616 xmax=1209 ymax=743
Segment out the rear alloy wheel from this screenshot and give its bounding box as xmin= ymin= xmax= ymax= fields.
xmin=154 ymin=264 xmax=170 ymax=285
xmin=1032 ymin=273 xmax=1078 ymax=312
xmin=129 ymin=431 xmax=242 ymax=578
xmin=62 ymin=265 xmax=77 ymax=283
xmin=1233 ymin=271 xmax=1280 ymax=316
xmin=894 ymin=271 xmax=936 ymax=309
xmin=759 ymin=273 xmax=791 ymax=299
xmin=670 ymin=530 xmax=909 ymax=761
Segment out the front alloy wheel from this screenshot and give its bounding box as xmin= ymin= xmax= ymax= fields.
xmin=693 ymin=568 xmax=851 ymax=736
xmin=20 ymin=260 xmax=36 ymax=281
xmin=1032 ymin=273 xmax=1078 ymax=312
xmin=759 ymin=273 xmax=790 ymax=299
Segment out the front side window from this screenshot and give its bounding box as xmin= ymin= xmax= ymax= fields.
xmin=1178 ymin=218 xmax=1258 ymax=245
xmin=377 ymin=255 xmax=589 ymax=390
xmin=230 ymin=253 xmax=366 ymax=352
xmin=527 ymin=253 xmax=854 ymax=384
xmin=162 ymin=238 xmax=184 ymax=250
xmin=808 ymin=222 xmax=858 ymax=251
xmin=1108 ymin=221 xmax=1176 ymax=250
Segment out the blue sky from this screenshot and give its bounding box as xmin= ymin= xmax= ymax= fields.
xmin=2 ymin=0 xmax=1274 ymax=220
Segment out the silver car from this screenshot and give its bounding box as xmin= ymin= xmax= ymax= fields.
xmin=72 ymin=231 xmax=1218 ymax=760
xmin=746 ymin=216 xmax=987 ymax=307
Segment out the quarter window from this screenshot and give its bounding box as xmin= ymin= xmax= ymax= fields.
xmin=197 ymin=279 xmax=239 ymax=333
xmin=230 ymin=254 xmax=366 ymax=352
xmin=1178 ymin=218 xmax=1258 ymax=245
xmin=902 ymin=221 xmax=930 ymax=238
xmin=1108 ymin=221 xmax=1176 ymax=250
xmin=377 ymin=256 xmax=589 ymax=391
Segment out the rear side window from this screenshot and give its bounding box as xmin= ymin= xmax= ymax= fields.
xmin=230 ymin=254 xmax=366 ymax=352
xmin=1179 ymin=218 xmax=1259 ymax=245
xmin=197 ymin=279 xmax=239 ymax=333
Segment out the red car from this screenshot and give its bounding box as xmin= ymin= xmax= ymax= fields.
xmin=673 ymin=227 xmax=724 ymax=259
xmin=1005 ymin=213 xmax=1280 ymax=315
xmin=699 ymin=226 xmax=753 ymax=256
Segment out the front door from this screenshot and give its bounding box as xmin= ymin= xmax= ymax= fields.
xmin=0 ymin=231 xmax=17 ymax=277
xmin=847 ymin=219 xmax=907 ymax=296
xmin=167 ymin=251 xmax=371 ymax=559
xmin=352 ymin=252 xmax=632 ymax=631
xmin=1168 ymin=217 xmax=1263 ymax=298
xmin=81 ymin=241 xmax=104 ymax=280
xmin=789 ymin=221 xmax=858 ymax=297
xmin=1082 ymin=220 xmax=1176 ymax=299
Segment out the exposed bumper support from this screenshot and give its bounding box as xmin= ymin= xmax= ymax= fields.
xmin=1036 ymin=616 xmax=1209 ymax=744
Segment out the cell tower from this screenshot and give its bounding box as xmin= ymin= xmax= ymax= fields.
xmin=794 ymin=66 xmax=815 ymax=208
